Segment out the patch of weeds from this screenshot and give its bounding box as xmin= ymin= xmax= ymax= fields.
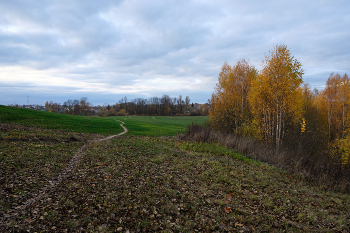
xmin=65 ymin=199 xmax=76 ymax=208
xmin=65 ymin=219 xmax=79 ymax=229
xmin=150 ymin=157 xmax=163 ymax=164
xmin=113 ymin=169 xmax=122 ymax=177
xmin=296 ymin=212 xmax=306 ymax=222
xmin=146 ymin=180 xmax=155 ymax=188
xmin=176 ymin=140 xmax=261 ymax=166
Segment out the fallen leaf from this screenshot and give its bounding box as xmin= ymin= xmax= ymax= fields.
xmin=225 ymin=193 xmax=234 ymax=198
xmin=224 ymin=207 xmax=232 ymax=213
xmin=235 ymin=222 xmax=243 ymax=227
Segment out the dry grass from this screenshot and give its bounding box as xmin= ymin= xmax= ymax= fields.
xmin=179 ymin=124 xmax=350 ymax=193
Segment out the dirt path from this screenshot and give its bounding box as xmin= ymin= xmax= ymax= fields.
xmin=0 ymin=122 xmax=127 ymax=226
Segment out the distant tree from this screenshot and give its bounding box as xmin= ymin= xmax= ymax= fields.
xmin=79 ymin=97 xmax=91 ymax=115
xmin=161 ymin=94 xmax=171 ymax=115
xmin=185 ymin=96 xmax=190 ymax=109
xmin=45 ymin=101 xmax=49 ymax=111
xmin=72 ymin=99 xmax=80 ymax=115
xmin=124 ymin=96 xmax=128 ymax=113
xmin=177 ymin=95 xmax=183 ymax=115
xmin=48 ymin=101 xmax=54 ymax=112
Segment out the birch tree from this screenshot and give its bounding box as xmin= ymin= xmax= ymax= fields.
xmin=323 ymin=73 xmax=350 ymax=140
xmin=210 ymin=60 xmax=257 ymax=134
xmin=250 ymin=45 xmax=304 ymax=149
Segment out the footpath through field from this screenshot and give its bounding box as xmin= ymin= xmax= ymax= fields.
xmin=0 ymin=121 xmax=128 ymax=228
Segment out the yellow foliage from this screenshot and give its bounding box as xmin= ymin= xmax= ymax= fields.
xmin=330 ymin=137 xmax=350 ymax=165
xmin=210 ymin=44 xmax=350 ymax=166
xmin=210 ymin=59 xmax=257 ymax=135
xmin=249 ymin=45 xmax=303 ymax=146
xmin=322 ymin=73 xmax=350 ymax=140
xmin=301 ymin=118 xmax=306 ymax=134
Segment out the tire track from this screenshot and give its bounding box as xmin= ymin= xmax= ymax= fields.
xmin=0 ymin=122 xmax=127 ymax=227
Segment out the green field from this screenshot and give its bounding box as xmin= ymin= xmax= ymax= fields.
xmin=0 ymin=105 xmax=208 ymax=136
xmin=113 ymin=115 xmax=208 ymax=136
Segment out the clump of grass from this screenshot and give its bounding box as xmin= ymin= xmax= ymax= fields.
xmin=176 ymin=141 xmax=260 ymax=165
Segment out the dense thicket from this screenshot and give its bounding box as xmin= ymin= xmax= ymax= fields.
xmin=210 ymin=44 xmax=350 ymax=165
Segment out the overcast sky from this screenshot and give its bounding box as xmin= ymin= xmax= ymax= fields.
xmin=0 ymin=0 xmax=349 ymax=106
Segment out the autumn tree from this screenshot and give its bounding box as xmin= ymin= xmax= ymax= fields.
xmin=210 ymin=59 xmax=257 ymax=134
xmin=249 ymin=45 xmax=304 ymax=149
xmin=161 ymin=94 xmax=171 ymax=115
xmin=210 ymin=62 xmax=232 ymax=130
xmin=72 ymin=100 xmax=80 ymax=115
xmin=63 ymin=99 xmax=74 ymax=114
xmin=177 ymin=95 xmax=183 ymax=115
xmin=296 ymin=84 xmax=329 ymax=155
xmin=45 ymin=101 xmax=54 ymax=112
xmin=79 ymin=97 xmax=91 ymax=115
xmin=322 ymin=73 xmax=350 ymax=140
xmin=321 ymin=73 xmax=350 ymax=163
xmin=44 ymin=101 xmax=49 ymax=111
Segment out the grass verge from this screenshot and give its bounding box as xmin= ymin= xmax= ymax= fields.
xmin=180 ymin=124 xmax=350 ymax=193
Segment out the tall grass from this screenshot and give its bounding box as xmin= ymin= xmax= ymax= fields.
xmin=180 ymin=123 xmax=350 ymax=193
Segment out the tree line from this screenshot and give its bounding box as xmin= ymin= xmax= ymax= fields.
xmin=99 ymin=95 xmax=209 ymax=116
xmin=210 ymin=44 xmax=350 ymax=164
xmin=44 ymin=95 xmax=209 ymax=117
xmin=45 ymin=97 xmax=92 ymax=115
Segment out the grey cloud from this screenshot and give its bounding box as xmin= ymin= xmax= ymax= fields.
xmin=0 ymin=0 xmax=349 ymax=105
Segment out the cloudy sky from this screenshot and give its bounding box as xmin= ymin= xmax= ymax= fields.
xmin=0 ymin=0 xmax=349 ymax=106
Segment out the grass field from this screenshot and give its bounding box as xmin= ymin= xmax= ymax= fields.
xmin=0 ymin=105 xmax=124 ymax=135
xmin=1 ymin=105 xmax=350 ymax=232
xmin=113 ymin=116 xmax=208 ymax=136
xmin=0 ymin=105 xmax=208 ymax=136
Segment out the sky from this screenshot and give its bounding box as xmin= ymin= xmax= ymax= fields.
xmin=0 ymin=0 xmax=349 ymax=106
